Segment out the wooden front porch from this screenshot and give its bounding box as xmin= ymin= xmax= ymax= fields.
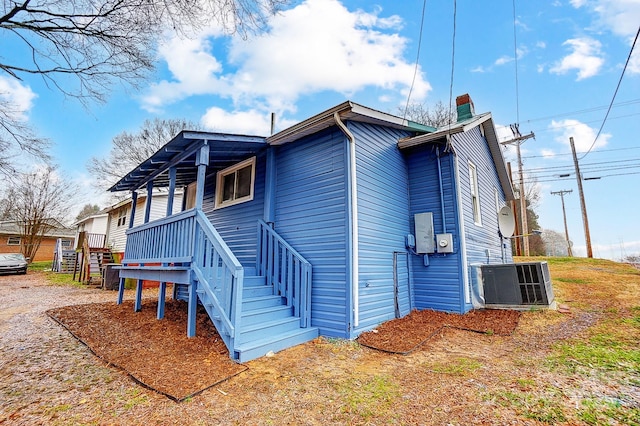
xmin=116 ymin=209 xmax=317 ymax=362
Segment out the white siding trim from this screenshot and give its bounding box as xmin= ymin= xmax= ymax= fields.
xmin=455 ymin=155 xmax=472 ymax=305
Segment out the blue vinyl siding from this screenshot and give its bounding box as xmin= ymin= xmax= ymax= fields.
xmin=350 ymin=121 xmax=413 ymax=336
xmin=406 ymin=147 xmax=466 ymax=313
xmin=201 ymin=153 xmax=266 ymax=266
xmin=273 ymin=128 xmax=349 ymax=338
xmin=453 ymin=127 xmax=512 ymax=268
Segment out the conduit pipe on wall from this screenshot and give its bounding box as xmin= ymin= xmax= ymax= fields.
xmin=436 ymin=147 xmax=447 ymax=234
xmin=334 ymin=112 xmax=360 ymax=329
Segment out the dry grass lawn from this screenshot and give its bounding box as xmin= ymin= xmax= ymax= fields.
xmin=1 ymin=256 xmax=639 ymax=425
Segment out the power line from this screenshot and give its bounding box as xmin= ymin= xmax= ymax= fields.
xmin=447 ymin=0 xmax=457 ymax=126
xmin=524 ymin=157 xmax=640 ymax=173
xmin=579 ymin=25 xmax=640 ymax=160
xmin=402 ymin=0 xmax=427 ymax=120
xmin=519 ymin=98 xmax=640 ymax=124
xmin=521 ymin=145 xmax=640 ymax=160
xmin=512 ymin=0 xmax=520 ymax=124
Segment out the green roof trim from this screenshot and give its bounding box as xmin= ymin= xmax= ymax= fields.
xmin=407 ymin=120 xmax=437 ymax=133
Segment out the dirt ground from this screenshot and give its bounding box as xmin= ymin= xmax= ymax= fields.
xmin=47 ymin=300 xmax=247 ymax=401
xmin=1 ymin=260 xmax=639 ymax=425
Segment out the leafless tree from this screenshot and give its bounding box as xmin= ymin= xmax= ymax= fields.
xmin=0 ymin=0 xmax=288 ymax=176
xmin=1 ymin=166 xmax=79 ymax=261
xmin=75 ymin=203 xmax=101 ymax=222
xmin=542 ymin=229 xmax=569 ymax=256
xmin=399 ymin=101 xmax=456 ymax=128
xmin=87 ymin=117 xmax=201 ymax=191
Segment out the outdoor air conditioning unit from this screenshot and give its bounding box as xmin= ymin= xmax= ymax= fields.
xmin=480 ymin=262 xmax=554 ymax=307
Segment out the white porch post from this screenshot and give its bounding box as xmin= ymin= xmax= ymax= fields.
xmin=195 ymin=143 xmax=209 ymax=210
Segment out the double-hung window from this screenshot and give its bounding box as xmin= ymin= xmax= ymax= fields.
xmin=469 ymin=162 xmax=482 ymax=225
xmin=215 ymin=157 xmax=256 ymax=209
xmin=7 ymin=236 xmax=20 ymax=246
xmin=116 ymin=209 xmax=127 ymax=227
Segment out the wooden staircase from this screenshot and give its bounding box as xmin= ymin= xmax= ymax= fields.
xmin=194 ymin=268 xmax=318 ymax=362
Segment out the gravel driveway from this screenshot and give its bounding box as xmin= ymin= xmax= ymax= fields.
xmin=0 ymin=273 xmax=177 ymax=425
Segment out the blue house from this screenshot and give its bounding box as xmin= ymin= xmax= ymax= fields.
xmin=110 ymin=94 xmax=515 ymax=362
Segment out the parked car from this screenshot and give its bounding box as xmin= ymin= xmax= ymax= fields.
xmin=0 ymin=253 xmax=28 ymax=275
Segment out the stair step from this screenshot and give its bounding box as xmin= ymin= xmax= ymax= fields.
xmin=244 ymin=266 xmax=257 ymax=276
xmin=243 ymin=284 xmax=274 ymax=298
xmin=233 ymin=327 xmax=319 ymax=362
xmin=242 ymin=295 xmax=284 ymax=310
xmin=238 ymin=317 xmax=302 ymax=344
xmin=241 ymin=304 xmax=293 ymax=326
xmin=244 ymin=275 xmax=266 ymax=287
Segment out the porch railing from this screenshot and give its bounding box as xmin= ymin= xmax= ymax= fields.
xmin=192 ymin=210 xmax=244 ymax=348
xmin=257 ymin=220 xmax=312 ymax=328
xmin=77 ymin=231 xmax=106 ymax=250
xmin=122 ymin=208 xmax=244 ymax=351
xmin=123 ymin=209 xmax=196 ymax=264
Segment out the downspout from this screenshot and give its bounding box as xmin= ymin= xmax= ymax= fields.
xmin=334 ymin=112 xmax=359 ymax=329
xmin=450 ymin=135 xmax=471 ymax=308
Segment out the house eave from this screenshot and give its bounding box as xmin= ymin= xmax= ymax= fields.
xmin=267 ymin=101 xmax=434 ymax=146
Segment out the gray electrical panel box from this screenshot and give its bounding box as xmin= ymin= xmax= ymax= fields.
xmin=414 ymin=212 xmax=434 ymax=254
xmin=436 ymin=233 xmax=454 ymax=253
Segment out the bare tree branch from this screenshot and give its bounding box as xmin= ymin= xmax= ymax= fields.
xmin=87 ymin=117 xmax=201 ymax=191
xmin=400 ymin=101 xmax=455 ymax=128
xmin=0 ymin=0 xmax=289 ymax=176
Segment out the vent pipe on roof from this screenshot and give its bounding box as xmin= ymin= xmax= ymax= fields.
xmin=456 ymin=94 xmax=475 ymax=122
xmin=270 ymin=112 xmax=275 ymax=135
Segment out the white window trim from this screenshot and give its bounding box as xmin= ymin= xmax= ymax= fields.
xmin=215 ymin=156 xmax=256 ymax=210
xmin=7 ymin=236 xmax=21 ymax=245
xmin=469 ymin=161 xmax=482 ymax=226
xmin=116 ymin=209 xmax=127 ymax=227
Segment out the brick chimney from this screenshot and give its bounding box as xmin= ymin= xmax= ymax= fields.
xmin=456 ymin=93 xmax=475 ymax=122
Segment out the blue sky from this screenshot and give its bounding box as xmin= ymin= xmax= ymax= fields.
xmin=3 ymin=0 xmax=639 ymax=260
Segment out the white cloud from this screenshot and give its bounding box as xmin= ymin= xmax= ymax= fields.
xmin=549 ymin=37 xmax=604 ymax=80
xmin=495 ymin=55 xmax=513 ymax=66
xmin=587 ymin=0 xmax=640 ymax=39
xmin=142 ymin=0 xmax=430 ymax=115
xmin=201 ymin=107 xmax=298 ymax=135
xmin=629 ymin=47 xmax=640 ymax=74
xmin=541 ymin=149 xmax=556 ymax=158
xmin=0 ymin=76 xmax=37 ymax=121
xmin=549 ymin=119 xmax=611 ymax=152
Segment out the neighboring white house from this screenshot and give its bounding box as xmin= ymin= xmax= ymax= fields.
xmin=107 ymin=190 xmax=184 ymax=256
xmin=74 ymin=190 xmax=184 ymax=259
xmin=74 ymin=211 xmax=109 ymax=248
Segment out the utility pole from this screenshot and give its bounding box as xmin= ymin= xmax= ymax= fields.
xmin=507 ymin=162 xmax=521 ymax=255
xmin=569 ymin=136 xmax=593 ymax=258
xmin=550 ymin=189 xmax=573 ymax=257
xmin=501 ymin=125 xmax=535 ymax=256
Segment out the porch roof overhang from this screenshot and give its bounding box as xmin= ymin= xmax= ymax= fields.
xmin=397 ymin=113 xmax=516 ymax=201
xmin=108 ymin=131 xmax=267 ymax=193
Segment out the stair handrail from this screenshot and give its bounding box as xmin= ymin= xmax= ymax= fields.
xmin=257 ymin=219 xmax=312 ymax=328
xmin=192 ymin=210 xmax=244 ymax=345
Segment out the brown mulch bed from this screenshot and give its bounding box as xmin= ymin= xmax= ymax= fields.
xmin=358 ymin=309 xmax=521 ymax=354
xmin=47 ymin=299 xmax=247 ymax=401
